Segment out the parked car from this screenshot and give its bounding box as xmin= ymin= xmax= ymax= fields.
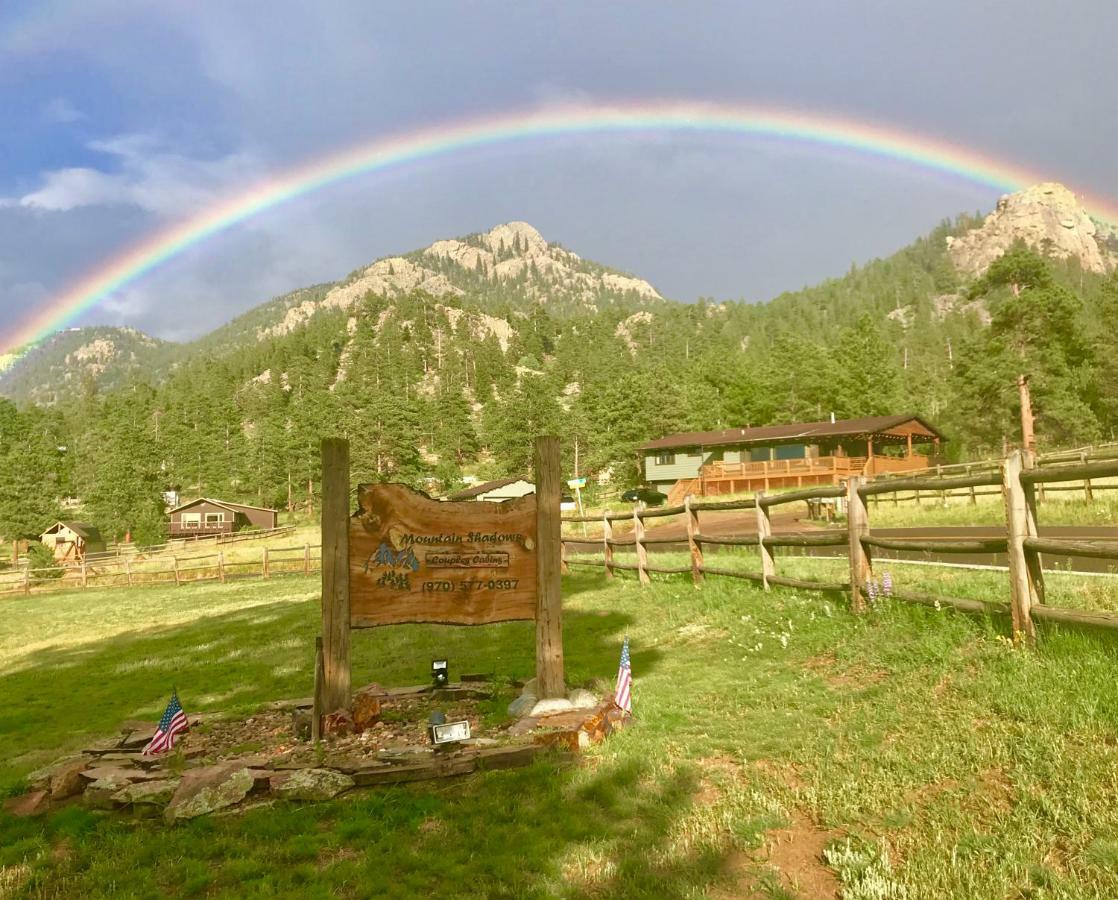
xmin=621 ymin=487 xmax=668 ymax=506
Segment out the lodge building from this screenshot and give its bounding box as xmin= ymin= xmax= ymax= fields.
xmin=639 ymin=414 xmax=944 ymax=504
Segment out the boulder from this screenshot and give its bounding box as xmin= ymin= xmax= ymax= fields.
xmin=507 ymin=694 xmax=537 ymax=718
xmin=352 ymin=690 xmax=383 ymax=732
xmin=272 ymin=768 xmax=354 ymax=802
xmin=164 ymin=764 xmax=256 ymax=822
xmin=291 ymin=708 xmax=312 ymax=740
xmin=568 ymin=689 xmax=599 ymax=710
xmin=3 ymin=790 xmax=49 ymax=817
xmin=26 ymin=755 xmax=88 ymax=790
xmin=530 ymin=698 xmax=575 ymax=717
xmin=49 ymin=759 xmax=90 ymax=800
xmin=84 ymin=774 xmax=136 ymax=809
xmin=111 ymin=779 xmax=180 ymax=808
xmin=519 ymin=677 xmax=538 ymax=697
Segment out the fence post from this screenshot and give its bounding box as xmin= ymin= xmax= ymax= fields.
xmin=304 ymin=543 xmax=311 ymax=576
xmin=847 ymin=477 xmax=871 ymax=613
xmin=125 ymin=558 xmax=133 ymax=587
xmin=172 ymin=556 xmax=180 ymax=585
xmin=684 ymin=495 xmax=703 ymax=585
xmin=633 ymin=506 xmax=650 ymax=586
xmin=81 ymin=561 xmax=88 ymax=589
xmin=560 ymin=536 xmax=569 ymax=575
xmin=755 ymin=491 xmax=775 ymax=590
xmin=1003 ymin=450 xmax=1041 ymax=644
xmin=312 ymin=636 xmax=325 ymax=743
xmin=602 ymin=515 xmax=614 ymax=579
xmin=217 ymin=552 xmax=226 ymax=584
xmin=1081 ymin=452 xmax=1094 ymax=502
xmin=23 ymin=566 xmax=30 ymax=596
xmin=262 ymin=546 xmax=270 ymax=579
xmin=534 ymin=435 xmax=566 ymax=700
xmin=321 ymin=437 xmax=352 ymax=715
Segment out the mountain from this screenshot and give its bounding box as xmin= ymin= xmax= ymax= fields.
xmin=0 ymin=326 xmax=175 ymax=406
xmin=947 ymin=182 xmax=1118 ymax=278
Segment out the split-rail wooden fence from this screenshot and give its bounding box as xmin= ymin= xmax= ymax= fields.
xmin=561 ymin=449 xmax=1118 ymax=642
xmin=0 ymin=541 xmax=321 ymax=597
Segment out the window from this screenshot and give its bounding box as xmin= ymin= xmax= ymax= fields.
xmin=655 ymin=451 xmax=674 ymax=466
xmin=181 ymin=513 xmax=201 ymax=529
xmin=204 ymin=512 xmax=225 ymax=525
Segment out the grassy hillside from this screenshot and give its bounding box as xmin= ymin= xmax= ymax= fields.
xmin=5 ymin=573 xmax=1118 ymax=896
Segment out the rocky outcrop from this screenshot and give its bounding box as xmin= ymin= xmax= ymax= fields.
xmin=164 ymin=764 xmax=257 ymax=822
xmin=947 ymin=182 xmax=1117 ymax=279
xmin=271 ymin=768 xmax=354 ymax=802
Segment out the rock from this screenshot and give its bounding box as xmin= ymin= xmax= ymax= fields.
xmin=84 ymin=774 xmax=136 ymax=809
xmin=507 ymin=694 xmax=537 ymax=718
xmin=119 ymin=727 xmax=158 ymax=749
xmin=79 ymin=766 xmax=159 ymax=784
xmin=25 ymin=755 xmax=88 ymax=790
xmin=164 ymin=764 xmax=256 ymax=822
xmin=459 ymin=737 xmax=499 ymax=748
xmin=352 ymin=690 xmax=382 ymax=732
xmin=519 ymin=678 xmax=537 ymax=696
xmin=946 ymin=182 xmax=1118 ymax=278
xmin=323 ymin=709 xmax=355 ymax=738
xmin=567 ymin=689 xmax=599 ymax=710
xmin=272 ymin=768 xmax=354 ymax=802
xmin=530 ymin=698 xmax=575 ymax=717
xmin=3 ymin=790 xmax=49 ymax=817
xmin=291 ymin=708 xmax=312 ymax=741
xmin=111 ymin=779 xmax=180 ymax=808
xmin=49 ymin=760 xmax=90 ymax=800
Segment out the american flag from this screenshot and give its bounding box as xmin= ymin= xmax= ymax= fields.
xmin=142 ymin=691 xmax=189 ymax=755
xmin=614 ymin=637 xmax=633 ymax=715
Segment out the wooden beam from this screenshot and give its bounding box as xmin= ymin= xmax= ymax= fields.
xmin=633 ymin=506 xmax=650 ymax=586
xmin=534 ymin=436 xmax=566 ymax=700
xmin=602 ymin=514 xmax=614 ymax=579
xmin=320 ymin=437 xmax=352 ymax=714
xmin=1003 ymin=449 xmax=1040 ymax=644
xmin=847 ymin=476 xmax=871 ymax=613
xmin=684 ymin=494 xmax=703 ymax=585
xmin=755 ymin=490 xmax=775 ymax=590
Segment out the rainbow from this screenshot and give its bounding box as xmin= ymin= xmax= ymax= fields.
xmin=5 ymin=99 xmax=1116 ymax=356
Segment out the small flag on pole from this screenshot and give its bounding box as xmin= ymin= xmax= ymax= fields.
xmin=142 ymin=690 xmax=189 ymax=755
xmin=614 ymin=637 xmax=633 ymax=715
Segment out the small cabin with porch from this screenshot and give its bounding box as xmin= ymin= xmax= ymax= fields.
xmin=168 ymin=498 xmax=278 ymax=538
xmin=445 ymin=478 xmax=535 ymax=503
xmin=639 ymin=414 xmax=945 ymax=504
xmin=39 ymin=521 xmax=106 ymax=563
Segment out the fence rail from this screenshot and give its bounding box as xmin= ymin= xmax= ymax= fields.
xmin=1 ymin=542 xmax=321 ymax=597
xmin=560 ymin=450 xmax=1118 ymax=641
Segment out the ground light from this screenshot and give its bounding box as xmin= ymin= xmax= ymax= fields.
xmin=432 ymin=658 xmax=449 ymax=687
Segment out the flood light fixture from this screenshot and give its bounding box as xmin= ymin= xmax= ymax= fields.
xmin=432 ymin=658 xmax=449 ymax=688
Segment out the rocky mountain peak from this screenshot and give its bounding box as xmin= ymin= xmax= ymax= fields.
xmin=946 ymin=182 xmax=1117 ymax=278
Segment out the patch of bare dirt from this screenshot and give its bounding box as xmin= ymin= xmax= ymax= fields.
xmin=714 ymin=811 xmax=841 ymax=899
xmin=803 ymin=653 xmax=888 ymax=690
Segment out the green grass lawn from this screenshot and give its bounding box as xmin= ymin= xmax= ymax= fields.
xmin=5 ymin=571 xmax=1118 ymax=897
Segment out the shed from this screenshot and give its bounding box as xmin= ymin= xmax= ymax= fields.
xmin=445 ymin=478 xmax=536 ymax=503
xmin=168 ymin=498 xmax=278 ymax=538
xmin=40 ymin=521 xmax=107 ymax=563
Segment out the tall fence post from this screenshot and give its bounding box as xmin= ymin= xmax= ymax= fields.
xmin=685 ymin=494 xmax=703 ymax=585
xmin=1003 ymin=450 xmax=1041 ymax=644
xmin=847 ymin=477 xmax=871 ymax=613
xmin=304 ymin=543 xmax=311 ymax=576
xmin=560 ymin=536 xmax=569 ymax=575
xmin=217 ymin=552 xmax=225 ymax=584
xmin=321 ymin=437 xmax=352 ymax=715
xmin=755 ymin=491 xmax=775 ymax=590
xmin=125 ymin=558 xmax=133 ymax=587
xmin=23 ymin=566 xmax=30 ymax=596
xmin=81 ymin=561 xmax=88 ymax=589
xmin=602 ymin=515 xmax=614 ymax=579
xmin=634 ymin=506 xmax=650 ymax=586
xmin=262 ymin=546 xmax=270 ymax=579
xmin=1081 ymin=452 xmax=1094 ymax=503
xmin=534 ymin=435 xmax=566 ymax=699
xmin=172 ymin=556 xmax=180 ymax=585
xmin=312 ymin=636 xmax=325 ymax=743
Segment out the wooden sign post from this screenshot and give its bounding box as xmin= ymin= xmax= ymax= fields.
xmin=316 ymin=436 xmax=566 ymax=728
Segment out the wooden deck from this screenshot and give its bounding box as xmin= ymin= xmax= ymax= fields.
xmin=669 ymin=454 xmax=932 ymax=502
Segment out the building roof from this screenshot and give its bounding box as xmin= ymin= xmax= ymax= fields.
xmin=446 ymin=477 xmax=532 ymax=501
xmin=168 ymin=497 xmax=277 ymax=516
xmin=638 ymin=414 xmax=944 ymax=452
xmin=43 ymin=521 xmax=103 ymax=542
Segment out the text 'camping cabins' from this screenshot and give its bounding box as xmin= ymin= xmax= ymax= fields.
xmin=640 ymin=414 xmax=944 ymax=504
xmin=39 ymin=521 xmax=107 ymax=563
xmin=167 ymin=498 xmax=278 ymax=539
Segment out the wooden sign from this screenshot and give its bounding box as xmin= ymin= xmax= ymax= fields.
xmin=349 ymin=483 xmax=538 ymax=627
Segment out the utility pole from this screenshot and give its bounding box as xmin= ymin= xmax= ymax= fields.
xmin=1017 ymin=374 xmax=1036 ymax=454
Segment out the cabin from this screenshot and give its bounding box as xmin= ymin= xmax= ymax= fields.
xmin=639 ymin=414 xmax=945 ymax=504
xmin=39 ymin=521 xmax=106 ymax=563
xmin=445 ymin=478 xmax=535 ymax=503
xmin=168 ymin=498 xmax=278 ymax=538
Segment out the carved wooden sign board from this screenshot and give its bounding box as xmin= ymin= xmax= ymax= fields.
xmin=349 ymin=483 xmax=538 ymax=627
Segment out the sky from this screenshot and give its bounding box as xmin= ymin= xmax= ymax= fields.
xmin=1 ymin=1 xmax=1116 ymax=344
